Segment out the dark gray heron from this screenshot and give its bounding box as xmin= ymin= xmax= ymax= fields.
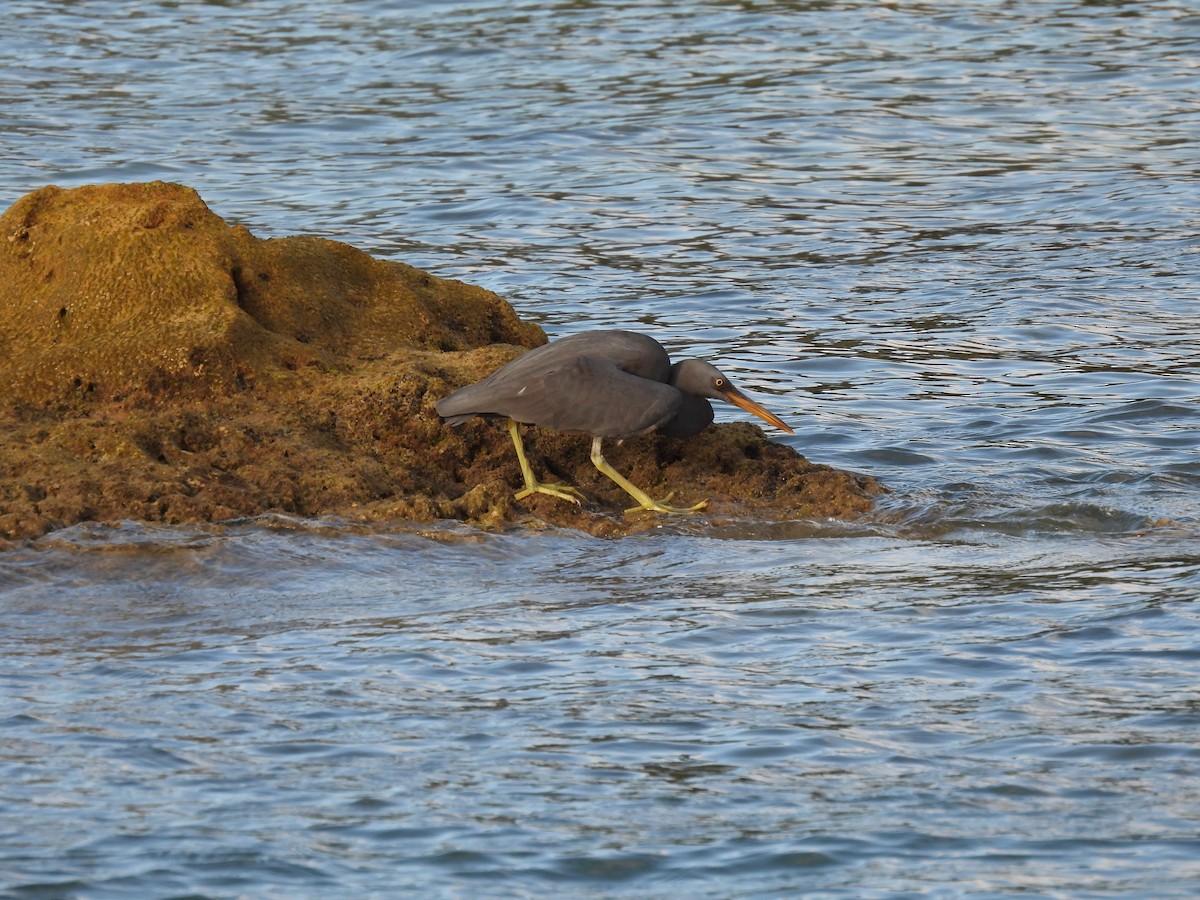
xmin=436 ymin=330 xmax=794 ymax=514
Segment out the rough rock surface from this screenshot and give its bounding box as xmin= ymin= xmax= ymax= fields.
xmin=0 ymin=182 xmax=881 ymax=541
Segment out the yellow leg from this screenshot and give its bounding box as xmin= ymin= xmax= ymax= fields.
xmin=590 ymin=437 xmax=707 ymax=515
xmin=508 ymin=419 xmax=585 ymax=505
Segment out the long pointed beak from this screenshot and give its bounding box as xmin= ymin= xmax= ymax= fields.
xmin=721 ymin=385 xmax=794 ymax=434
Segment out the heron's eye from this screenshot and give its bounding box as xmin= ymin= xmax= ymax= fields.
xmin=714 ymin=378 xmax=725 ymax=388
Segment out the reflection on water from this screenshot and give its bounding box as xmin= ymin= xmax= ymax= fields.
xmin=2 ymin=0 xmax=1200 ymax=895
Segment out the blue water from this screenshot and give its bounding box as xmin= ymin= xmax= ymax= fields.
xmin=2 ymin=1 xmax=1199 ymax=897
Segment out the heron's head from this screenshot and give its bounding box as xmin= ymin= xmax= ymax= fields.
xmin=670 ymin=359 xmax=794 ymax=434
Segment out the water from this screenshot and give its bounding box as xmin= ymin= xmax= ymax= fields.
xmin=2 ymin=0 xmax=1199 ymax=896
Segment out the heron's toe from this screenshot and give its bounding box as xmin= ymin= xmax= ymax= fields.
xmin=515 ymin=482 xmax=585 ymax=505
xmin=624 ymin=497 xmax=708 ymax=515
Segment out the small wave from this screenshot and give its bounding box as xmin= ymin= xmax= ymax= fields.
xmin=868 ymin=491 xmax=1188 ymax=541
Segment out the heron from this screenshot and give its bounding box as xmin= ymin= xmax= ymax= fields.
xmin=435 ymin=330 xmax=794 ymax=514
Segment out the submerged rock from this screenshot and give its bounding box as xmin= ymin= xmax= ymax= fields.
xmin=0 ymin=182 xmax=880 ymax=541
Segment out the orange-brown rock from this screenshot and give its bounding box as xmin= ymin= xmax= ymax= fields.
xmin=0 ymin=182 xmax=880 ymax=541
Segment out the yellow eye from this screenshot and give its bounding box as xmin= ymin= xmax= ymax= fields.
xmin=714 ymin=378 xmax=725 ymax=388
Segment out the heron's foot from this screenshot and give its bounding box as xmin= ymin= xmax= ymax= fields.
xmin=588 ymin=440 xmax=707 ymax=516
xmin=624 ymin=496 xmax=708 ymax=515
xmin=515 ymin=481 xmax=585 ymax=505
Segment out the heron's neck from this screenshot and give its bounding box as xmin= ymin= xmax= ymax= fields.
xmin=667 ymin=361 xmax=688 ymax=389
xmin=667 ymin=359 xmax=708 ymax=397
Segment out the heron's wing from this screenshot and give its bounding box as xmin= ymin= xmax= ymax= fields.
xmin=491 ymin=354 xmax=682 ymax=438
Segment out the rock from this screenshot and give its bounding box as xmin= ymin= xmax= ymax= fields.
xmin=0 ymin=181 xmax=540 ymax=406
xmin=0 ymin=182 xmax=881 ymax=540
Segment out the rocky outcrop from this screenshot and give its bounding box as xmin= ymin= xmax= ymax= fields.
xmin=0 ymin=182 xmax=880 ymax=541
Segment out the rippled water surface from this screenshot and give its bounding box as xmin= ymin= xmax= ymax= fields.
xmin=2 ymin=0 xmax=1199 ymax=896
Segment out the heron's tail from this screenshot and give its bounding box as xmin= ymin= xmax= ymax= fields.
xmin=435 ymin=384 xmax=486 ymax=425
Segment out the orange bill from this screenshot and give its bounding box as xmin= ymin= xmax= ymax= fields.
xmin=721 ymin=385 xmax=794 ymax=434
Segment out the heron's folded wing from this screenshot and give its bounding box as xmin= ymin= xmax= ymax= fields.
xmin=498 ymin=355 xmax=681 ymax=438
